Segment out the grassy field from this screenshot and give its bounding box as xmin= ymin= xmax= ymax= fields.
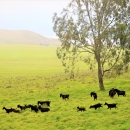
xmin=0 ymin=44 xmax=130 ymax=130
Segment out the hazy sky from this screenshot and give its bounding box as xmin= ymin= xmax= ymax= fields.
xmin=0 ymin=0 xmax=71 ymax=38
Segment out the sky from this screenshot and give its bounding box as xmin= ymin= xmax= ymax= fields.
xmin=0 ymin=0 xmax=71 ymax=38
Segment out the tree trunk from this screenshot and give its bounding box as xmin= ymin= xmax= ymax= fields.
xmin=96 ymin=53 xmax=105 ymax=90
xmin=98 ymin=66 xmax=105 ymax=90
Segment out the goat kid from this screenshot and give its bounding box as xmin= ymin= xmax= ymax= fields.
xmin=17 ymin=104 xmax=26 ymax=110
xmin=29 ymin=105 xmax=39 ymax=113
xmin=11 ymin=108 xmax=20 ymax=113
xmin=60 ymin=94 xmax=69 ymax=100
xmin=77 ymin=106 xmax=86 ymax=112
xmin=90 ymin=103 xmax=102 ymax=110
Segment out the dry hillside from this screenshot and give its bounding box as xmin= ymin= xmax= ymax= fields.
xmin=0 ymin=29 xmax=61 ymax=46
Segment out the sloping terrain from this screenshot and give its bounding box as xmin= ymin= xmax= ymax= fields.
xmin=0 ymin=29 xmax=61 ymax=46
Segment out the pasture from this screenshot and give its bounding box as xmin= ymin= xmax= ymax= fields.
xmin=0 ymin=44 xmax=130 ymax=130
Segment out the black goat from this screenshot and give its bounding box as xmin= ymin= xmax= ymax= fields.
xmin=90 ymin=103 xmax=102 ymax=110
xmin=90 ymin=91 xmax=97 ymax=100
xmin=38 ymin=106 xmax=50 ymax=112
xmin=3 ymin=107 xmax=13 ymax=114
xmin=37 ymin=101 xmax=51 ymax=107
xmin=109 ymin=88 xmax=116 ymax=98
xmin=29 ymin=105 xmax=39 ymax=113
xmin=11 ymin=108 xmax=20 ymax=113
xmin=114 ymin=89 xmax=126 ymax=97
xmin=17 ymin=104 xmax=26 ymax=110
xmin=104 ymin=102 xmax=117 ymax=109
xmin=25 ymin=104 xmax=31 ymax=109
xmin=60 ymin=94 xmax=69 ymax=100
xmin=77 ymin=106 xmax=86 ymax=112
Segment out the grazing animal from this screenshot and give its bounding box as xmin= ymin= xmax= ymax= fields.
xmin=114 ymin=89 xmax=126 ymax=97
xmin=17 ymin=105 xmax=26 ymax=110
xmin=11 ymin=108 xmax=20 ymax=113
xmin=38 ymin=106 xmax=50 ymax=112
xmin=109 ymin=88 xmax=116 ymax=98
xmin=90 ymin=91 xmax=97 ymax=100
xmin=37 ymin=101 xmax=51 ymax=107
xmin=25 ymin=104 xmax=31 ymax=109
xmin=77 ymin=106 xmax=86 ymax=112
xmin=29 ymin=105 xmax=39 ymax=113
xmin=60 ymin=94 xmax=69 ymax=100
xmin=90 ymin=103 xmax=102 ymax=110
xmin=104 ymin=102 xmax=117 ymax=109
xmin=3 ymin=107 xmax=13 ymax=114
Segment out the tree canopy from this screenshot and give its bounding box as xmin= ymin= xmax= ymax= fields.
xmin=53 ymin=0 xmax=130 ymax=90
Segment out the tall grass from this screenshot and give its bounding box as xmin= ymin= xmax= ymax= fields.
xmin=0 ymin=44 xmax=130 ymax=130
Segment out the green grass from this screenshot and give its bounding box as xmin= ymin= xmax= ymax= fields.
xmin=0 ymin=44 xmax=65 ymax=77
xmin=0 ymin=44 xmax=130 ymax=130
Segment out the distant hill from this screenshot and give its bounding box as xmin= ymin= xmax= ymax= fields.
xmin=0 ymin=29 xmax=61 ymax=46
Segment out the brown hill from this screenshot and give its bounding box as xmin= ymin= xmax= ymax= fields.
xmin=0 ymin=29 xmax=61 ymax=46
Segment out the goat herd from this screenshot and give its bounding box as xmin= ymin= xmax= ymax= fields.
xmin=2 ymin=101 xmax=51 ymax=114
xmin=2 ymin=88 xmax=126 ymax=114
xmin=77 ymin=88 xmax=126 ymax=112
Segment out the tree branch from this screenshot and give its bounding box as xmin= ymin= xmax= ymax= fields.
xmin=102 ymin=48 xmax=122 ymax=76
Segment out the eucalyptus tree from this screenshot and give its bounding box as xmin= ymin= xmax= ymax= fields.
xmin=53 ymin=0 xmax=130 ymax=90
